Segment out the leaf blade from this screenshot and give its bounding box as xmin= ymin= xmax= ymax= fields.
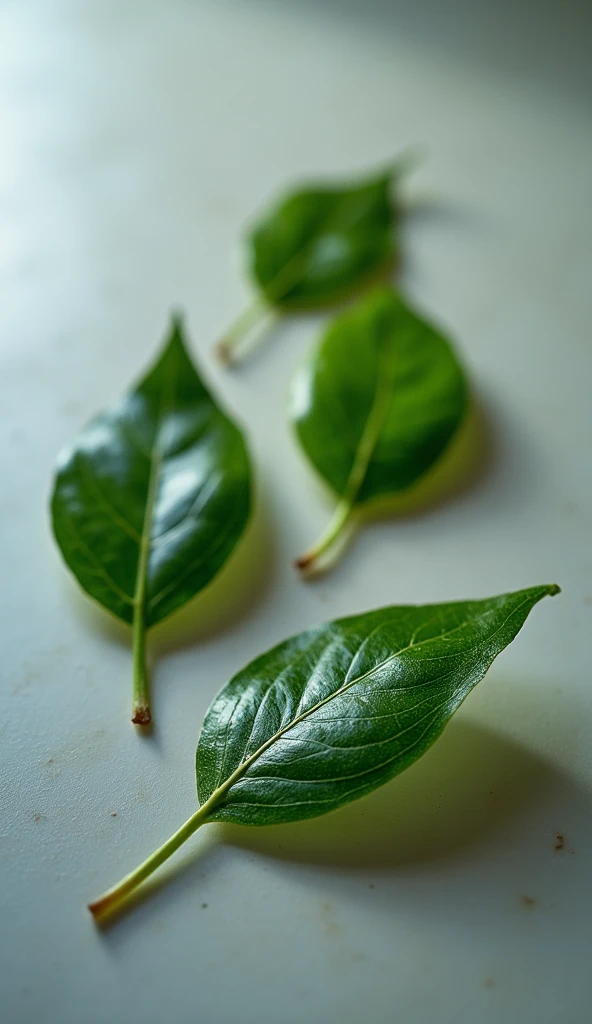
xmin=248 ymin=165 xmax=398 ymax=311
xmin=87 ymin=585 xmax=559 ymax=918
xmin=52 ymin=316 xmax=252 ymax=628
xmin=290 ymin=287 xmax=469 ymax=571
xmin=196 ymin=586 xmax=558 ymax=826
xmin=292 ymin=287 xmax=468 ymax=503
xmin=51 ymin=316 xmax=252 ymax=722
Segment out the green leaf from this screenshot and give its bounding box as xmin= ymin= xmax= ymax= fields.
xmin=216 ymin=154 xmax=416 ymax=364
xmin=290 ymin=287 xmax=469 ymax=573
xmin=51 ymin=315 xmax=252 ymax=725
xmin=88 ymin=585 xmax=559 ymax=918
xmin=250 ymin=169 xmax=394 ymax=309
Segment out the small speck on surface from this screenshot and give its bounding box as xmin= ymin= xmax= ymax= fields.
xmin=201 ymin=903 xmax=208 ymax=909
xmin=554 ymin=831 xmax=575 ymax=854
xmin=483 ymin=977 xmax=496 ymax=989
xmin=110 ymin=812 xmax=117 ymax=817
xmin=521 ymin=895 xmax=536 ymax=908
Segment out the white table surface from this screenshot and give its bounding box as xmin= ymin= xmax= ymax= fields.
xmin=1 ymin=2 xmax=591 ymax=1022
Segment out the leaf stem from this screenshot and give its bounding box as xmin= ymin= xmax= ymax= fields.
xmin=215 ymin=295 xmax=273 ymax=364
xmin=296 ymin=329 xmax=396 ymax=577
xmin=295 ymin=498 xmax=354 ymax=575
xmin=88 ymin=803 xmax=211 ymax=921
xmin=131 ymin=605 xmax=150 ymax=725
xmin=131 ymin=440 xmax=161 ymax=726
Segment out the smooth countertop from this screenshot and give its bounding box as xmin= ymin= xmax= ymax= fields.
xmin=1 ymin=2 xmax=591 ymax=1022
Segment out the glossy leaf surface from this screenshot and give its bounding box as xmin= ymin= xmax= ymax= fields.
xmin=195 ymin=585 xmax=556 ymax=825
xmin=290 ymin=287 xmax=468 ymax=571
xmin=216 ymin=158 xmax=412 ymax=363
xmin=51 ymin=316 xmax=252 ymax=722
xmin=248 ymin=164 xmax=397 ymax=310
xmin=89 ymin=585 xmax=558 ymax=918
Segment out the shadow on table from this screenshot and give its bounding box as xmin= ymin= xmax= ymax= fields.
xmin=220 ymin=717 xmax=560 ymax=868
xmin=97 ymin=707 xmax=592 ymax=947
xmin=258 ymin=0 xmax=592 ymax=110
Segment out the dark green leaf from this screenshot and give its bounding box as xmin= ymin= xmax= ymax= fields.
xmin=290 ymin=287 xmax=468 ymax=572
xmin=195 ymin=585 xmax=556 ymax=824
xmin=216 ymin=155 xmax=415 ymax=363
xmin=89 ymin=585 xmax=558 ymax=919
xmin=51 ymin=315 xmax=252 ymax=724
xmin=249 ymin=167 xmax=395 ymax=310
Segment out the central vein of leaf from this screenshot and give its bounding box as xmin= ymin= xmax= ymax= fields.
xmin=202 ymin=625 xmax=450 ymax=816
xmin=217 ymin=595 xmax=534 ymax=797
xmin=341 ymin=333 xmax=396 ymax=510
xmin=265 ymin=180 xmax=388 ymax=303
xmin=133 ymin=352 xmax=178 ymax=626
xmin=133 ymin=447 xmax=162 ymax=617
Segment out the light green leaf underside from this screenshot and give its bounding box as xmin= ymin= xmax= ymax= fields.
xmin=291 ymin=287 xmax=468 ymax=509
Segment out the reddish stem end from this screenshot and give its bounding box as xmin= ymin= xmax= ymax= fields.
xmin=88 ymin=892 xmax=116 ymax=921
xmin=294 ymin=553 xmax=314 ymax=573
xmin=132 ymin=705 xmax=151 ymax=726
xmin=215 ymin=340 xmax=233 ymax=366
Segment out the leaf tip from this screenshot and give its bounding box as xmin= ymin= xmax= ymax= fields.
xmin=166 ymin=308 xmax=189 ymax=352
xmin=547 ymin=584 xmax=561 ymax=597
